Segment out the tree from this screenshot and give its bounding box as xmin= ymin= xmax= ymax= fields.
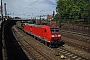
xmin=86 ymin=2 xmax=90 ymax=24
xmin=56 ymin=0 xmax=89 ymax=20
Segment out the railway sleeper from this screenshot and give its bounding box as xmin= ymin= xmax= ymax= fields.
xmin=65 ymin=41 xmax=90 ymax=52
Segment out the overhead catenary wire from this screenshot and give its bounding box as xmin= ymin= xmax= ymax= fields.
xmin=6 ymin=0 xmax=56 ymax=18
xmin=25 ymin=0 xmax=39 ymax=8
xmin=7 ymin=0 xmax=39 ymax=10
xmin=6 ymin=0 xmax=39 ymax=16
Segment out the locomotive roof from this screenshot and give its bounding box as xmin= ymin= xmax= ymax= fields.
xmin=26 ymin=23 xmax=59 ymax=28
xmin=27 ymin=24 xmax=35 ymax=26
xmin=35 ymin=25 xmax=42 ymax=28
xmin=27 ymin=24 xmax=43 ymax=28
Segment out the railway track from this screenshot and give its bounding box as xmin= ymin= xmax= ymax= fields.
xmin=61 ymin=30 xmax=90 ymax=43
xmin=13 ymin=24 xmax=90 ymax=60
xmin=62 ymin=36 xmax=90 ymax=53
xmin=61 ymin=29 xmax=90 ymax=53
xmin=12 ymin=26 xmax=53 ymax=60
xmin=53 ymin=45 xmax=89 ymax=60
xmin=12 ymin=28 xmax=35 ymax=60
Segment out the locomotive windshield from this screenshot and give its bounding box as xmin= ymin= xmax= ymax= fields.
xmin=50 ymin=28 xmax=59 ymax=33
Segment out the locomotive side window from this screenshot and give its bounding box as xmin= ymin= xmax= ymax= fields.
xmin=44 ymin=29 xmax=47 ymax=32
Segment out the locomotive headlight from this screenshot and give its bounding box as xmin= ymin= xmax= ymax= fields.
xmin=58 ymin=35 xmax=61 ymax=37
xmin=51 ymin=35 xmax=54 ymax=37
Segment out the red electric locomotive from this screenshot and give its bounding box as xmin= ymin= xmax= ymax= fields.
xmin=23 ymin=23 xmax=64 ymax=47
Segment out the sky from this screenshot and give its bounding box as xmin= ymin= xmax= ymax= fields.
xmin=0 ymin=0 xmax=58 ymax=19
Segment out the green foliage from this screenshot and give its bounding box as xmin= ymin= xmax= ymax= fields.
xmin=55 ymin=0 xmax=89 ymax=20
xmin=86 ymin=2 xmax=90 ymax=19
xmin=54 ymin=14 xmax=59 ymax=19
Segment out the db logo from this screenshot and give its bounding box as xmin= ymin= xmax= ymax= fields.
xmin=55 ymin=34 xmax=57 ymax=37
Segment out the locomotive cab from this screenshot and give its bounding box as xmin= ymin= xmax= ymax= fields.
xmin=50 ymin=28 xmax=61 ymax=40
xmin=49 ymin=25 xmax=64 ymax=46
